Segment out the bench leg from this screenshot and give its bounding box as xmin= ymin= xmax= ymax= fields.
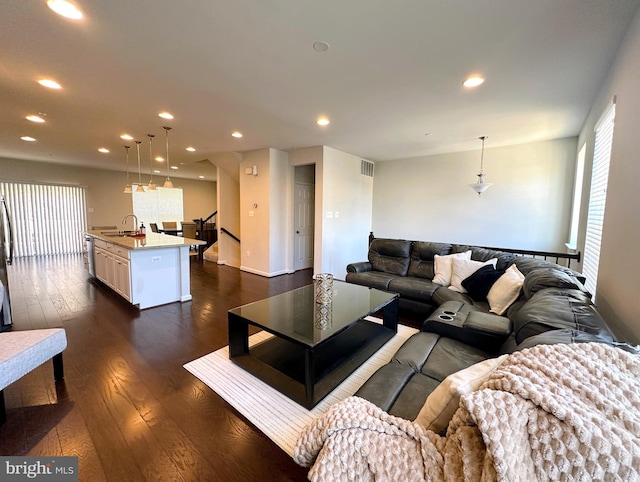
xmin=0 ymin=390 xmax=5 ymax=426
xmin=53 ymin=353 xmax=64 ymax=381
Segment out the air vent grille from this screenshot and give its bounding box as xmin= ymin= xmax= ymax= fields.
xmin=361 ymin=160 xmax=374 ymax=177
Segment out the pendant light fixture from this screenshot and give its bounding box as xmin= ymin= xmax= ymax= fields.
xmin=468 ymin=136 xmax=492 ymax=196
xmin=135 ymin=140 xmax=145 ymax=192
xmin=147 ymin=134 xmax=157 ymax=191
xmin=161 ymin=126 xmax=174 ymax=188
xmin=123 ymin=145 xmax=132 ymax=193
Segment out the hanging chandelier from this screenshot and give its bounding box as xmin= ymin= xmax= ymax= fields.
xmin=135 ymin=140 xmax=145 ymax=192
xmin=123 ymin=145 xmax=132 ymax=193
xmin=147 ymin=134 xmax=157 ymax=191
xmin=161 ymin=126 xmax=174 ymax=188
xmin=468 ymin=136 xmax=492 ymax=196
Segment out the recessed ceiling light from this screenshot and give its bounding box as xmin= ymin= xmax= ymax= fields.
xmin=21 ymin=136 xmax=36 ymax=142
xmin=463 ymin=76 xmax=485 ymax=88
xmin=185 ymin=147 xmax=196 ymax=152
xmin=98 ymin=147 xmax=109 ymax=153
xmin=198 ymin=175 xmax=205 ymax=179
xmin=170 ymin=166 xmax=178 ymax=170
xmin=231 ymin=131 xmax=243 ymax=138
xmin=120 ymin=134 xmax=133 ymax=140
xmin=155 ymin=156 xmax=164 ymax=162
xmin=37 ymin=79 xmax=61 ymax=89
xmin=26 ymin=115 xmax=46 ymax=123
xmin=317 ymin=117 xmax=330 ymax=126
xmin=47 ymin=0 xmax=83 ymax=20
xmin=153 ymin=170 xmax=161 ymax=174
xmin=158 ymin=112 xmax=174 ymax=120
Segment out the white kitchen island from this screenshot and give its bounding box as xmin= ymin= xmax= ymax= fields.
xmin=86 ymin=230 xmax=206 ymax=309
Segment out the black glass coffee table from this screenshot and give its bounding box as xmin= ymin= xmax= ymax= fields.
xmin=228 ymin=281 xmax=399 ymax=409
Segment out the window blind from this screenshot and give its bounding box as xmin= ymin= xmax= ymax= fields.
xmin=582 ymin=101 xmax=616 ymax=298
xmin=132 ymin=185 xmax=184 ymax=228
xmin=0 ymin=181 xmax=87 ymax=257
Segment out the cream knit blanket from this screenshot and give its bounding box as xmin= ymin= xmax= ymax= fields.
xmin=294 ymin=343 xmax=640 ymax=481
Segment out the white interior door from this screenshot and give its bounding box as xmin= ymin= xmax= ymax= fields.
xmin=294 ymin=182 xmax=314 ymax=271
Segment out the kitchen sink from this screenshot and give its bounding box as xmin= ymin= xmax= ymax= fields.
xmin=101 ymin=230 xmax=137 ymax=237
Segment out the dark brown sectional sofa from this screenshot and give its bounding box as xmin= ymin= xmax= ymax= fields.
xmin=345 ymin=238 xmax=630 ymax=423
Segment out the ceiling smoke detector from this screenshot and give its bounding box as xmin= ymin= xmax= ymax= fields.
xmin=313 ymin=41 xmax=330 ymax=52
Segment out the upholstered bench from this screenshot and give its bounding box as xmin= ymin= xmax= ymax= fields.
xmin=0 ymin=328 xmax=67 ymax=424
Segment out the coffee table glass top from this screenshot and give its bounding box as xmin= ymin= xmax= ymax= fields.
xmin=228 ymin=281 xmax=397 ymax=347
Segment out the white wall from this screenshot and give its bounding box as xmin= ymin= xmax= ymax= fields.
xmin=0 ymin=157 xmax=216 ymax=229
xmin=239 ymin=148 xmax=290 ymax=277
xmin=290 ymin=146 xmax=374 ymax=280
xmin=216 ymin=165 xmax=240 ymax=267
xmin=321 ymin=146 xmax=374 ymax=279
xmin=577 ymin=8 xmax=640 ymax=344
xmin=372 ymin=138 xmax=577 ymax=251
xmin=240 ymin=149 xmax=271 ymax=275
xmin=269 ymin=149 xmax=290 ymax=275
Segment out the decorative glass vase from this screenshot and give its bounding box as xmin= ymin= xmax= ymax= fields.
xmin=314 ymin=273 xmax=334 ymax=304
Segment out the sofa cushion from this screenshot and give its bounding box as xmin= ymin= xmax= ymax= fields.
xmin=432 ymin=286 xmax=476 ymax=307
xmin=345 ymin=271 xmax=397 ymax=291
xmin=511 ymin=288 xmax=613 ymax=344
xmin=514 ymin=328 xmax=611 ymax=351
xmin=510 ymin=257 xmax=586 ymax=284
xmin=449 ymin=258 xmax=497 ymax=293
xmin=462 ymin=265 xmax=505 ymax=302
xmin=414 ymin=355 xmax=508 ymax=433
xmin=368 ymin=238 xmax=412 ymax=276
xmin=354 ymin=332 xmax=441 ymax=415
xmin=487 ymin=265 xmax=525 ymax=315
xmin=452 ymin=245 xmax=516 ymax=271
xmin=388 ymin=277 xmax=440 ymax=302
xmin=433 ymin=251 xmax=471 ymax=286
xmin=522 ymin=267 xmax=591 ymax=300
xmin=388 ymin=372 xmax=442 ymax=421
xmin=353 ymin=363 xmax=417 ymax=414
xmin=420 ymin=337 xmax=492 ymax=382
xmin=407 ymin=242 xmax=452 ymax=279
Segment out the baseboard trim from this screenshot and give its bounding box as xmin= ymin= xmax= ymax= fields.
xmin=239 ymin=266 xmax=293 ymax=278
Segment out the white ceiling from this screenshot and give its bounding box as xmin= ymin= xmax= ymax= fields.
xmin=1 ymin=0 xmax=639 ymax=182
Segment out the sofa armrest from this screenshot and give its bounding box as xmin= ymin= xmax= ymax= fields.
xmin=423 ymin=301 xmax=512 ymax=353
xmin=346 ymin=261 xmax=373 ymax=273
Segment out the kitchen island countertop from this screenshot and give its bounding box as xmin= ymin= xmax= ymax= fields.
xmin=86 ymin=230 xmax=206 ymax=250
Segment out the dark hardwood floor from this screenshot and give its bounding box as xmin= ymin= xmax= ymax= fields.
xmin=0 ymin=255 xmax=315 ymax=481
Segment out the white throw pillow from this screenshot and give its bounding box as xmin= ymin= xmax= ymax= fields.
xmin=414 ymin=355 xmax=508 ymax=433
xmin=433 ymin=251 xmax=471 ymax=286
xmin=487 ymin=264 xmax=525 ymax=315
xmin=448 ymin=258 xmax=498 ymax=293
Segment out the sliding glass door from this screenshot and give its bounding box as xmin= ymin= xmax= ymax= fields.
xmin=0 ymin=181 xmax=87 ymax=257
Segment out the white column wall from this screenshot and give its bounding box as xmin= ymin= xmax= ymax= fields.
xmin=268 ymin=149 xmax=291 ymax=276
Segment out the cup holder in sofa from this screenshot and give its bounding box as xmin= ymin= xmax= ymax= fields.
xmin=441 ymin=310 xmax=457 ymax=317
xmin=438 ymin=314 xmax=455 ymax=321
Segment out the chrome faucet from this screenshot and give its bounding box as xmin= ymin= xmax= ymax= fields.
xmin=122 ymin=214 xmax=138 ymax=233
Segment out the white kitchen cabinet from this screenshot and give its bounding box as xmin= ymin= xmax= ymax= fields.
xmin=113 ymin=256 xmax=131 ymax=301
xmin=94 ymin=241 xmax=130 ymax=299
xmin=94 ymin=246 xmax=111 ymax=286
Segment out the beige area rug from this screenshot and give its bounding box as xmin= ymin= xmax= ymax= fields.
xmin=183 ymin=318 xmax=418 ymax=457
